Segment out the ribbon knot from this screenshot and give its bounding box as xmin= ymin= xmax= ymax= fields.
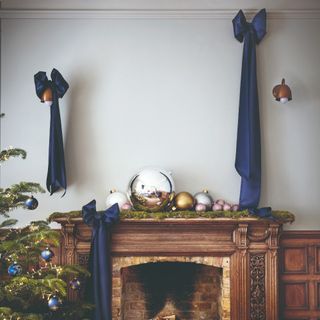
xmin=83 ymin=200 xmax=120 ymax=228
xmin=34 ymin=68 xmax=69 ymax=101
xmin=233 ymin=9 xmax=266 ymax=44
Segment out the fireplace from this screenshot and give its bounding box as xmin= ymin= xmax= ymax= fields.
xmin=53 ymin=217 xmax=283 ymax=320
xmin=116 ymin=258 xmax=229 ymax=320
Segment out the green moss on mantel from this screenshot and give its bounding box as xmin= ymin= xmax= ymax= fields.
xmin=49 ymin=209 xmax=295 ymax=223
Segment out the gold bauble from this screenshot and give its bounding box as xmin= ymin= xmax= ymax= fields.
xmin=174 ymin=192 xmax=194 ymax=210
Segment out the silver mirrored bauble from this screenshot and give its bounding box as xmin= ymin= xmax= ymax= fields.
xmin=194 ymin=190 xmax=213 ymax=210
xmin=128 ymin=168 xmax=175 ymax=212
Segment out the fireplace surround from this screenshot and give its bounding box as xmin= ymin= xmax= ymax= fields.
xmin=53 ymin=217 xmax=283 ymax=319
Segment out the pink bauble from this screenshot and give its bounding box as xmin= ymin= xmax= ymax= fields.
xmin=231 ymin=204 xmax=240 ymax=212
xmin=121 ymin=203 xmax=132 ymax=211
xmin=212 ymin=203 xmax=223 ymax=211
xmin=195 ymin=203 xmax=206 ymax=212
xmin=215 ymin=199 xmax=225 ymax=206
xmin=223 ymin=203 xmax=232 ymax=211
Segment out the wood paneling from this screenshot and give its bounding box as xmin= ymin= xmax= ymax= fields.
xmin=284 ymin=282 xmax=308 ymax=309
xmin=316 ymin=246 xmax=320 ymax=274
xmin=280 ymin=231 xmax=320 ymax=320
xmin=317 ymin=282 xmax=320 ymax=309
xmin=282 ymin=247 xmax=308 ymax=274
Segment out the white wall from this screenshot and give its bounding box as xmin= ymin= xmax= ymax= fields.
xmin=1 ymin=0 xmax=320 ymax=229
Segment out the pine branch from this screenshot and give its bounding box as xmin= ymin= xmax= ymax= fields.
xmin=0 ymin=148 xmax=27 ymax=162
xmin=58 ymin=264 xmax=90 ymax=278
xmin=0 ymin=221 xmax=60 ymax=266
xmin=39 ymin=278 xmax=67 ymax=297
xmin=0 ymin=182 xmax=45 ymax=217
xmin=8 ymin=182 xmax=45 ymax=194
xmin=0 ymin=219 xmax=18 ymax=228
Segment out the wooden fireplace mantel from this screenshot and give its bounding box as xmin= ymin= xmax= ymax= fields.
xmin=53 ymin=216 xmax=284 ymax=320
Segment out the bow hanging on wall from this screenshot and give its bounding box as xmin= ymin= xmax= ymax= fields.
xmin=82 ymin=200 xmax=120 ymax=320
xmin=34 ymin=68 xmax=69 ymax=195
xmin=233 ymin=9 xmax=271 ymax=217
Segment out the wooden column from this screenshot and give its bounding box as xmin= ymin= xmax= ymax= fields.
xmin=266 ymin=223 xmax=281 ymax=320
xmin=232 ymin=223 xmax=249 ymax=320
xmin=60 ymin=222 xmax=78 ymax=301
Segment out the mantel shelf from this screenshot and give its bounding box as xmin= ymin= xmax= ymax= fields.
xmin=50 ymin=209 xmax=295 ymax=225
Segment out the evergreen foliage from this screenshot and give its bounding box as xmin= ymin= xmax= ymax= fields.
xmin=0 ymin=148 xmax=27 ymax=162
xmin=0 ymin=221 xmax=91 ymax=319
xmin=0 ymin=141 xmax=92 ymax=319
xmin=0 ymin=181 xmax=45 ymax=217
xmin=0 ymin=145 xmax=45 ymax=217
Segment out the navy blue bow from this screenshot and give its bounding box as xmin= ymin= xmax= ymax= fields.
xmin=82 ymin=200 xmax=120 ymax=320
xmin=233 ymin=9 xmax=266 ymax=45
xmin=34 ymin=68 xmax=69 ymax=195
xmin=233 ymin=9 xmax=271 ymax=218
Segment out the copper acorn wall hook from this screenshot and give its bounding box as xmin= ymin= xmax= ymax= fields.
xmin=41 ymin=87 xmax=53 ymax=106
xmin=272 ymin=78 xmax=292 ymax=103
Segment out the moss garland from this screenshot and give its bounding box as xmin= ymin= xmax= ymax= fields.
xmin=49 ymin=209 xmax=295 ymax=223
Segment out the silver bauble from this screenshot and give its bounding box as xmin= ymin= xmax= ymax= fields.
xmin=194 ymin=190 xmax=213 ymax=210
xmin=128 ymin=168 xmax=175 ymax=212
xmin=106 ymin=190 xmax=128 ymax=210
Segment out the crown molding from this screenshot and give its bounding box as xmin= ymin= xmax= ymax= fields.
xmin=0 ymin=9 xmax=320 ymax=20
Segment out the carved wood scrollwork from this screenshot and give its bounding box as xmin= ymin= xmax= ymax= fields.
xmin=250 ymin=253 xmax=266 ymax=320
xmin=268 ymin=224 xmax=281 ymax=250
xmin=234 ymin=223 xmax=248 ymax=249
xmin=78 ymin=253 xmax=90 ymax=267
xmin=248 ymin=230 xmax=270 ymax=242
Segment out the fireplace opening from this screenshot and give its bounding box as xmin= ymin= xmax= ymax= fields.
xmin=121 ymin=262 xmax=222 ymax=320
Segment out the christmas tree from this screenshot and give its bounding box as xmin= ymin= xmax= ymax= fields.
xmin=0 ymin=116 xmax=92 ymax=319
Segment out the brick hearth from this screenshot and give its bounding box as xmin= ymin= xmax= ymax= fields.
xmin=113 ymin=256 xmax=230 ymax=319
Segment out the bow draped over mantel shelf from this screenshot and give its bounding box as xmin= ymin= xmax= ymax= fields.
xmin=233 ymin=9 xmax=271 ymax=218
xmin=82 ymin=200 xmax=120 ymax=320
xmin=34 ymin=68 xmax=69 ymax=195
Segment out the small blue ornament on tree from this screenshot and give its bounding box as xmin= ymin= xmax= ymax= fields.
xmin=8 ymin=262 xmax=22 ymax=276
xmin=24 ymin=196 xmax=39 ymax=210
xmin=41 ymin=248 xmax=54 ymax=262
xmin=48 ymin=295 xmax=62 ymax=311
xmin=69 ymin=278 xmax=81 ymax=290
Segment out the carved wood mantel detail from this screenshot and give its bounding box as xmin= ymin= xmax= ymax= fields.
xmin=53 ymin=217 xmax=283 ymax=320
xmin=250 ymin=253 xmax=266 ymax=319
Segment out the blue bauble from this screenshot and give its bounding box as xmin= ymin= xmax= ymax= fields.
xmin=24 ymin=196 xmax=38 ymax=210
xmin=69 ymin=278 xmax=81 ymax=290
xmin=8 ymin=263 xmax=22 ymax=276
xmin=48 ymin=295 xmax=62 ymax=311
xmin=41 ymin=248 xmax=54 ymax=262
